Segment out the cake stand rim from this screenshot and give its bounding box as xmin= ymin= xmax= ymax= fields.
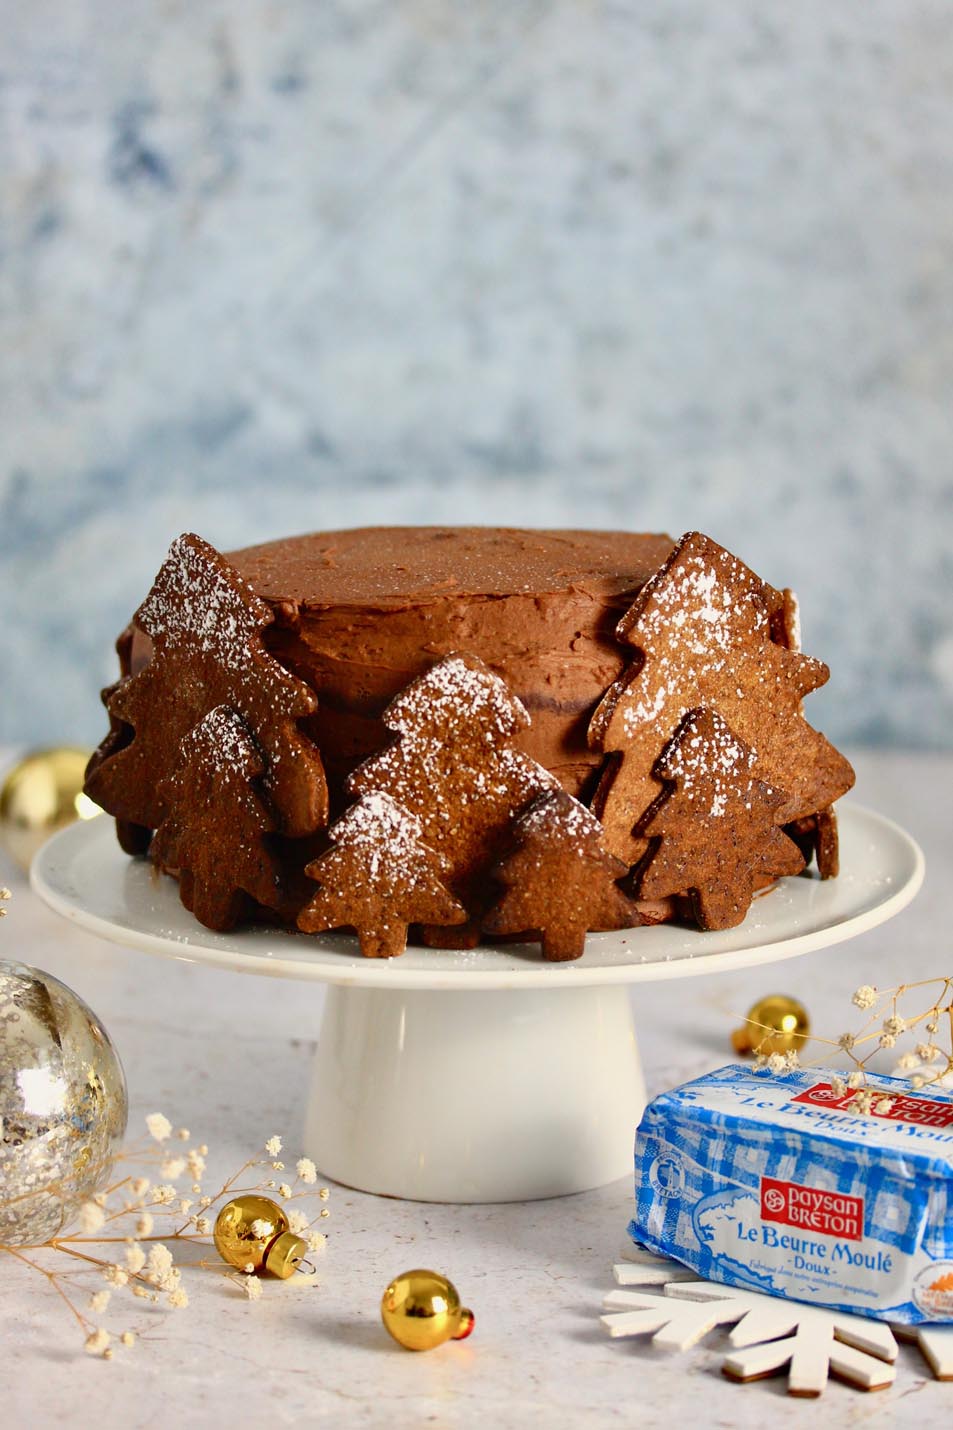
xmin=30 ymin=803 xmax=924 ymax=992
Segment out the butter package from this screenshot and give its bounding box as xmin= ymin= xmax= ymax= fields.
xmin=631 ymin=1064 xmax=953 ymax=1324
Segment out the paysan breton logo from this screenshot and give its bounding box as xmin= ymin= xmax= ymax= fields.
xmin=760 ymin=1176 xmax=864 ymax=1241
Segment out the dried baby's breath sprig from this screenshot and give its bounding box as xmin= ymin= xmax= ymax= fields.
xmin=751 ymin=1048 xmax=800 ymax=1074
xmin=1 ymin=1115 xmax=331 ymax=1358
xmin=746 ymin=977 xmax=953 ymax=1115
xmin=737 ymin=971 xmax=953 ymax=1120
xmin=829 ymin=978 xmax=953 ymax=1108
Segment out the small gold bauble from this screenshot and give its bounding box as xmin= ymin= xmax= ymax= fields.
xmin=381 ymin=1269 xmax=475 ymax=1351
xmin=0 ymin=748 xmax=100 ymax=871
xmin=213 ymin=1194 xmax=307 ymax=1279
xmin=732 ymin=993 xmax=811 ymax=1057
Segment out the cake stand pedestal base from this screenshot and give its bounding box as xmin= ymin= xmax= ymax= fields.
xmin=304 ymin=983 xmax=645 ymax=1203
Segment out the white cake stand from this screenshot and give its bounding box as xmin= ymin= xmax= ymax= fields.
xmin=32 ymin=804 xmax=923 ymax=1204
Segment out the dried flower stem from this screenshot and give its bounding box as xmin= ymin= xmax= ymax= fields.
xmin=739 ymin=976 xmax=953 ymax=1113
xmin=4 ymin=1244 xmax=93 ymax=1332
xmin=1 ymin=1125 xmax=330 ymax=1358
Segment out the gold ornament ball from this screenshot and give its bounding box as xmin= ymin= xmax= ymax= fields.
xmin=213 ymin=1194 xmax=307 ymax=1279
xmin=0 ymin=748 xmax=101 ymax=871
xmin=381 ymin=1269 xmax=475 ymax=1351
xmin=0 ymin=960 xmax=128 ymax=1245
xmin=732 ymin=993 xmax=811 ymax=1057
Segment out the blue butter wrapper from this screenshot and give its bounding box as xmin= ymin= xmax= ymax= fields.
xmin=630 ymin=1063 xmax=953 ymax=1324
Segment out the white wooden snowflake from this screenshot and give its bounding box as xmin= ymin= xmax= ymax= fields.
xmin=602 ymin=1244 xmax=953 ymax=1396
xmin=895 ymin=1322 xmax=953 ymax=1382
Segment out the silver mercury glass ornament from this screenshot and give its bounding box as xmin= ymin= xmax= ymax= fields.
xmin=0 ymin=961 xmax=128 ymax=1246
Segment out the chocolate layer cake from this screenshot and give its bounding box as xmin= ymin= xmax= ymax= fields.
xmin=87 ymin=526 xmax=854 ymax=958
xmin=227 ymin=526 xmax=675 ymax=807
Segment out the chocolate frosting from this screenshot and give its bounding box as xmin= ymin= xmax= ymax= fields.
xmin=226 ymin=527 xmax=675 ymax=810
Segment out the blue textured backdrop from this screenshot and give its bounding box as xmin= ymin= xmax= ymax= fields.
xmin=2 ymin=2 xmax=952 ymax=747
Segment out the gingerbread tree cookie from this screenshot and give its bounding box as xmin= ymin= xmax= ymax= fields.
xmin=483 ymin=789 xmax=641 ymax=960
xmin=85 ymin=533 xmax=328 ymax=840
xmin=588 ymin=532 xmax=854 ymax=865
xmin=636 ymin=708 xmax=806 ymax=930
xmin=347 ymin=653 xmax=558 ymax=944
xmin=152 ymin=707 xmax=286 ymax=931
xmin=297 ymin=792 xmax=467 ymax=957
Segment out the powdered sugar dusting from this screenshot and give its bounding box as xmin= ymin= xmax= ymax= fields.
xmin=330 ymin=790 xmax=427 ymax=881
xmin=517 ymin=788 xmax=604 ymax=851
xmin=630 ymin=542 xmax=768 ymax=648
xmin=178 ymin=705 xmax=259 ymax=779
xmin=621 ymin=681 xmax=669 ymax=733
xmin=136 ymin=534 xmax=269 ymax=671
xmin=314 ymin=790 xmax=462 ymax=918
xmin=109 ymin=531 xmax=324 ymax=837
xmin=619 ymin=543 xmax=770 ymax=741
xmin=659 ymin=709 xmax=759 ymax=819
xmin=348 ymin=653 xmax=558 ymax=881
xmin=387 ymin=653 xmax=530 ymax=745
xmin=593 ymin=532 xmax=851 ymax=838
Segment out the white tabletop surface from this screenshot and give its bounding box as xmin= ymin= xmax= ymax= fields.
xmin=2 ymin=748 xmax=950 ymax=1428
